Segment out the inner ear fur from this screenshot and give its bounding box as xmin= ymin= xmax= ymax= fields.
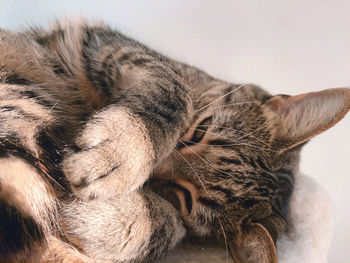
xmin=267 ymin=88 xmax=350 ymax=151
xmin=229 ymin=222 xmax=277 ymax=263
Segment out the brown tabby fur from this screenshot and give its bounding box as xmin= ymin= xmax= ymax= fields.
xmin=0 ymin=19 xmax=349 ymax=262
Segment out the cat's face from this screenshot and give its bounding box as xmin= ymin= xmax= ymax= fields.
xmin=152 ymin=85 xmax=350 ymax=261
xmin=153 ymin=84 xmax=288 ymax=234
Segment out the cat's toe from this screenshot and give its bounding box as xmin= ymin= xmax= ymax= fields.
xmin=62 ymin=147 xmax=121 ymax=200
xmin=63 ymin=107 xmax=157 ymax=200
xmin=62 ymin=140 xmax=154 ymax=200
xmin=69 ymin=172 xmax=122 ymax=201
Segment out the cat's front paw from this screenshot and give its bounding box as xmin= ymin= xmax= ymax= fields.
xmin=62 ymin=108 xmax=155 ymax=200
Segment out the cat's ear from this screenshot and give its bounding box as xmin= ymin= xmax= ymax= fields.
xmin=267 ymin=88 xmax=350 ymax=151
xmin=229 ymin=222 xmax=277 ymax=263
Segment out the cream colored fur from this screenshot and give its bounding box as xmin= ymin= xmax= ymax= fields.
xmin=0 ymin=157 xmax=56 ymax=231
xmin=62 ymin=192 xmax=152 ymax=261
xmin=59 ymin=190 xmax=186 ymax=262
xmin=63 ymin=107 xmax=156 ymax=200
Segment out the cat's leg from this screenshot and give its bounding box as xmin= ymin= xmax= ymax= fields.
xmin=63 ymin=89 xmax=192 ymax=200
xmin=62 ymin=106 xmax=159 ymax=200
xmin=62 ymin=28 xmax=193 ymax=200
xmin=59 ymin=189 xmax=186 ymax=262
xmin=0 ymin=84 xmax=59 ymax=261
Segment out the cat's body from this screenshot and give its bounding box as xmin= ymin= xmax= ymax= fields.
xmin=0 ymin=20 xmax=349 ymax=262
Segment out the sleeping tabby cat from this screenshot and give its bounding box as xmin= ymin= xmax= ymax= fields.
xmin=0 ymin=19 xmax=349 ymax=263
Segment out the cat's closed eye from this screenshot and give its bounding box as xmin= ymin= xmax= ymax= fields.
xmin=190 ymin=117 xmax=212 ymax=143
xmin=176 ymin=117 xmax=212 ymax=149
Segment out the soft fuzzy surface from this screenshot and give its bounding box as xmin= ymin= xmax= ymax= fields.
xmin=277 ymin=173 xmax=333 ymax=263
xmin=160 ymin=173 xmax=333 ymax=263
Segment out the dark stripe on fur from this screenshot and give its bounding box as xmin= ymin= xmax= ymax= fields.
xmin=0 ymin=135 xmax=66 ymax=194
xmin=0 ymin=105 xmax=41 ymax=121
xmin=256 ymin=156 xmax=268 ymax=170
xmin=210 ymin=185 xmax=232 ymax=197
xmin=208 ymin=139 xmax=232 ymax=147
xmin=81 ymin=30 xmax=114 ymax=98
xmin=117 ymin=52 xmax=134 ymax=64
xmin=0 ymin=200 xmax=45 ymax=260
xmin=0 ymin=137 xmax=40 ymax=170
xmin=172 ymin=183 xmax=193 ymax=214
xmin=3 ymin=73 xmax=32 ymax=85
xmin=36 ymin=125 xmax=67 ymax=190
xmin=218 ymin=157 xmax=241 ymax=165
xmin=224 ymin=85 xmax=233 ymax=103
xmin=276 ymin=168 xmax=294 ymax=177
xmin=17 ymin=90 xmax=53 ymax=108
xmin=132 ymin=57 xmax=153 ymax=66
xmin=198 ymin=197 xmax=221 ymax=209
xmin=73 ymin=164 xmax=119 ymax=189
xmin=242 ymin=199 xmax=259 ymax=209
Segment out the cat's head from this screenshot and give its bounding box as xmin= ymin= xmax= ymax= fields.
xmin=153 ymin=85 xmax=350 ymax=262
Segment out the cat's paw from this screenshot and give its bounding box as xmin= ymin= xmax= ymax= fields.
xmin=62 ymin=108 xmax=155 ymax=200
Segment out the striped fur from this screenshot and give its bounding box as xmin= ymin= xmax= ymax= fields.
xmin=0 ymin=19 xmax=349 ymax=262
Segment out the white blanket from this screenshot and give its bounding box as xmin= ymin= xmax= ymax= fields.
xmin=277 ymin=173 xmax=333 ymax=263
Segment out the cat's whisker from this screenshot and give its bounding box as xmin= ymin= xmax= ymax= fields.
xmin=217 ymin=217 xmax=229 ymax=262
xmin=181 ymin=141 xmax=269 ymax=149
xmin=25 ymin=94 xmax=55 ymax=100
xmin=111 ymin=49 xmax=119 ymax=69
xmin=33 ymin=156 xmax=66 ymax=190
xmin=38 ymin=99 xmax=60 ymax=124
xmin=171 ymin=165 xmax=174 ymax=183
xmin=210 ymin=101 xmax=255 ymax=110
xmin=199 ymin=124 xmax=271 ymax=147
xmin=196 ymin=84 xmax=248 ymax=112
xmin=173 ymin=147 xmax=207 ymax=192
xmin=45 ymin=174 xmax=65 ymax=190
xmin=190 ymin=128 xmax=277 ymax=152
xmin=207 ymin=129 xmax=276 ymax=152
xmin=178 ymin=138 xmax=275 ymax=180
xmin=177 ymin=139 xmax=236 ymax=178
xmin=48 ymin=99 xmax=60 ymax=112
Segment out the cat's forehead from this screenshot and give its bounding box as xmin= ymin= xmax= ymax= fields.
xmin=198 ymin=83 xmax=270 ymax=104
xmin=205 ymin=100 xmax=270 ymax=137
xmin=196 ymin=84 xmax=271 ymax=118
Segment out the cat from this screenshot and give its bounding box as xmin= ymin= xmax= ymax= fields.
xmin=0 ymin=19 xmax=349 ymax=263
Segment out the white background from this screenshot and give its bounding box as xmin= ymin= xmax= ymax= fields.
xmin=0 ymin=1 xmax=349 ymax=262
